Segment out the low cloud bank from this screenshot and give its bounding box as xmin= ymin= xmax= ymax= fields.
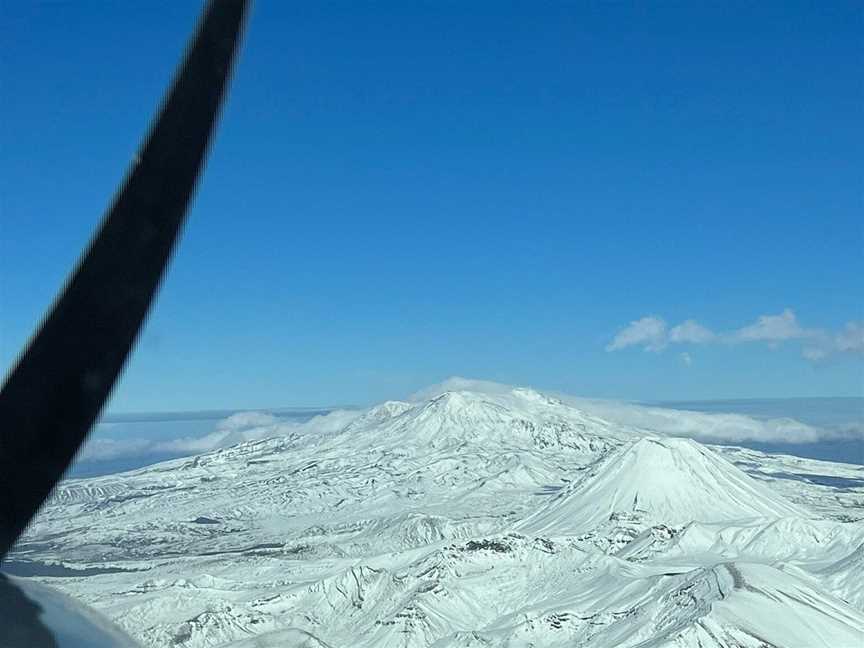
xmin=557 ymin=396 xmax=855 ymax=444
xmin=77 ymin=409 xmax=361 ymax=463
xmin=77 ymin=378 xmax=860 ymax=467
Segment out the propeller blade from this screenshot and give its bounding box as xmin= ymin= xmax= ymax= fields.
xmin=0 ymin=0 xmax=250 ymax=557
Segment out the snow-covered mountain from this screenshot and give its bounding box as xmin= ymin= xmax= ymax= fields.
xmin=520 ymin=436 xmax=811 ymax=533
xmin=8 ymin=384 xmax=864 ymax=647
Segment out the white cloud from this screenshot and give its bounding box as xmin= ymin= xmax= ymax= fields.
xmin=553 ymin=395 xmax=856 ymax=444
xmin=801 ymin=347 xmax=828 ymax=361
xmin=732 ymin=308 xmax=815 ymax=343
xmin=297 ymin=409 xmax=364 ymax=435
xmin=408 ymin=377 xmax=516 ymax=402
xmin=77 ymin=409 xmax=362 ymax=463
xmin=679 ymin=352 xmax=693 ymax=366
xmin=606 ymin=308 xmax=862 ymax=363
xmin=217 ymin=411 xmax=280 ymax=431
xmin=835 ymin=321 xmax=864 ymax=355
xmin=669 ymin=320 xmax=715 ymax=344
xmin=802 ymin=321 xmax=864 ymax=362
xmin=606 ymin=316 xmax=668 ymax=352
xmin=75 ymin=438 xmax=153 ymax=462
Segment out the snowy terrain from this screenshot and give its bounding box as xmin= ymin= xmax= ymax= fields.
xmin=7 ymin=384 xmax=864 ymax=647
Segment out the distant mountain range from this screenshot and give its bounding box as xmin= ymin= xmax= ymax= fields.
xmin=10 ymin=384 xmax=864 ymax=647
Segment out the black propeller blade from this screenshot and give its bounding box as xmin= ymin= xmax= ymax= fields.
xmin=0 ymin=0 xmax=250 ymax=558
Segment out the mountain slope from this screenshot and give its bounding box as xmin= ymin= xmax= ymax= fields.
xmin=521 ymin=436 xmax=812 ymax=535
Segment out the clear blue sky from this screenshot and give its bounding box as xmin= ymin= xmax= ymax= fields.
xmin=1 ymin=2 xmax=862 ymax=411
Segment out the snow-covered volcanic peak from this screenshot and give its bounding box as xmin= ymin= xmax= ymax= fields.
xmin=523 ymin=436 xmax=812 ymax=533
xmin=342 ymin=386 xmax=635 ymax=453
xmin=10 ymin=381 xmax=864 ymax=648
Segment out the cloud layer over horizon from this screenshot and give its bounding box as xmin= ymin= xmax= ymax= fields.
xmin=76 ymin=409 xmax=361 ymax=464
xmin=74 ymin=377 xmax=862 ymax=470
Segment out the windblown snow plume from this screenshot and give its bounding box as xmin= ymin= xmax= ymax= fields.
xmin=555 ymin=397 xmax=837 ymax=443
xmin=415 ymin=377 xmax=857 ymax=443
xmin=11 ymin=380 xmax=864 ymax=648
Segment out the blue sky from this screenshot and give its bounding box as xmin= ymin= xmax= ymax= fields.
xmin=1 ymin=2 xmax=862 ymax=411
